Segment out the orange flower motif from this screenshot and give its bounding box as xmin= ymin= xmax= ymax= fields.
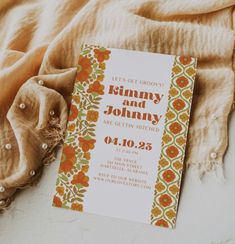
xmin=169 ymin=185 xmax=179 ymax=195
xmin=173 ymin=99 xmax=185 ymax=111
xmin=159 ymin=158 xmax=169 ymax=168
xmin=78 ymin=137 xmax=96 ymax=152
xmin=179 ymin=56 xmax=192 ymax=65
xmin=166 ymin=210 xmax=176 ymax=219
xmin=176 ymin=136 xmax=186 ymax=146
xmin=159 ymin=194 xmax=172 ymax=207
xmin=53 ymin=196 xmax=62 ymax=207
xmin=94 ymin=48 xmax=111 ymax=62
xmin=71 ymin=203 xmax=83 ymax=211
xmin=162 ymin=134 xmax=172 ymax=144
xmin=169 ymin=122 xmax=182 ymax=134
xmin=86 ymin=110 xmax=99 ymax=122
xmin=186 ymin=67 xmax=195 ymax=76
xmin=173 ymin=161 xmax=182 ymax=170
xmin=182 ymin=90 xmax=192 ymax=99
xmin=56 ymin=186 xmax=64 ymax=196
xmin=166 ymin=146 xmax=179 ymax=158
xmin=169 ymin=87 xmax=179 ymax=97
xmin=73 ymin=95 xmax=80 ymax=104
xmin=87 ymin=81 xmax=104 ymax=95
xmin=155 ymin=182 xmax=165 ymax=192
xmin=172 ymin=65 xmax=182 ymax=74
xmin=77 ymin=56 xmax=92 ymax=82
xmin=166 ymin=111 xmax=175 ymax=120
xmin=68 ymin=104 xmax=78 ymax=121
xmin=82 ymin=165 xmax=89 ymax=173
xmin=99 ymin=63 xmax=106 ymax=70
xmin=97 ymin=75 xmax=104 ymax=82
xmin=176 ymin=76 xmax=189 ymax=88
xmin=179 ymin=112 xmax=189 ymax=122
xmin=162 ymin=170 xmax=176 ymax=183
xmin=151 ymin=207 xmax=161 ymax=217
xmin=155 ymin=219 xmax=169 ymax=228
xmin=67 ymin=124 xmax=75 ymax=132
xmin=59 ymin=145 xmax=75 ymax=173
xmin=71 ymin=171 xmax=89 ymax=187
xmin=83 ymin=152 xmax=90 ymax=160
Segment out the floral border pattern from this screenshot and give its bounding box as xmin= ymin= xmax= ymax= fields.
xmin=151 ymin=56 xmax=197 ymax=228
xmin=53 ymin=45 xmax=196 ymax=228
xmin=53 ymin=44 xmax=111 ymax=211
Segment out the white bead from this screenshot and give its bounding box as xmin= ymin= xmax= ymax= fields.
xmin=5 ymin=144 xmax=12 ymax=150
xmin=0 ymin=186 xmax=5 ymax=193
xmin=49 ymin=110 xmax=55 ymax=116
xmin=19 ymin=103 xmax=26 ymax=109
xmin=41 ymin=143 xmax=48 ymax=150
xmin=210 ymin=152 xmax=217 ymax=160
xmin=212 ymin=114 xmax=217 ymax=120
xmin=29 ymin=170 xmax=35 ymax=176
xmin=38 ymin=80 xmax=44 ymax=86
xmin=0 ymin=200 xmax=5 ymax=206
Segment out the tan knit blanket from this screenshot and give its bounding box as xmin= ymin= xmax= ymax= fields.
xmin=0 ymin=0 xmax=234 ymax=210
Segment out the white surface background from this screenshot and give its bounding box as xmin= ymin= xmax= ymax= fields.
xmin=0 ymin=112 xmax=234 ymax=244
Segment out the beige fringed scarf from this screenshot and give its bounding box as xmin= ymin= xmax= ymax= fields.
xmin=0 ymin=0 xmax=234 ymax=210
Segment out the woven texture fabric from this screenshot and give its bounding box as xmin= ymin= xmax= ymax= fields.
xmin=0 ymin=0 xmax=234 ymax=209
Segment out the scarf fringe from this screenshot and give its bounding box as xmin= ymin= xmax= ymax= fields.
xmin=41 ymin=117 xmax=65 ymax=165
xmin=188 ymin=160 xmax=225 ymax=181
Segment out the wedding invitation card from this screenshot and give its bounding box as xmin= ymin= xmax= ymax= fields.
xmin=53 ymin=45 xmax=197 ymax=228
